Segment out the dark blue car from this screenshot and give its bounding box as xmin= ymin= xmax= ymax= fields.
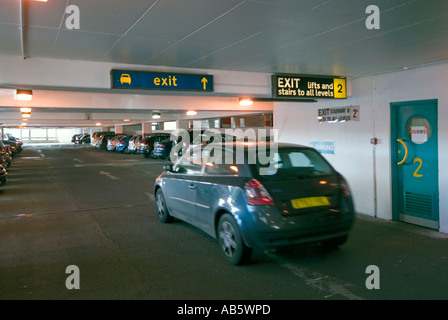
xmin=153 ymin=139 xmax=174 ymax=160
xmin=154 ymin=141 xmax=355 ymax=265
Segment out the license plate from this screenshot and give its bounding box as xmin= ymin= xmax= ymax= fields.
xmin=291 ymin=196 xmax=330 ymax=209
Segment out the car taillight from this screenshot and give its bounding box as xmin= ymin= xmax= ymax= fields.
xmin=338 ymin=175 xmax=350 ymax=197
xmin=244 ymin=179 xmax=274 ymax=206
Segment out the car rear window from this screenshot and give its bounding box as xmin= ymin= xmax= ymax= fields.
xmin=253 ymin=147 xmax=335 ymax=180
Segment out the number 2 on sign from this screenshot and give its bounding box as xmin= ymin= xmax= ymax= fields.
xmin=413 ymin=158 xmax=423 ymax=177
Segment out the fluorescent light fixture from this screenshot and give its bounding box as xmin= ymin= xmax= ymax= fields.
xmin=152 ymin=112 xmax=161 ymax=119
xmin=239 ymin=98 xmax=253 ymax=106
xmin=186 ymin=110 xmax=197 ymax=116
xmin=20 ymin=107 xmax=32 ymax=113
xmin=15 ymin=89 xmax=33 ymax=101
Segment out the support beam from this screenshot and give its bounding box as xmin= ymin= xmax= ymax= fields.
xmin=19 ymin=0 xmax=26 ymax=60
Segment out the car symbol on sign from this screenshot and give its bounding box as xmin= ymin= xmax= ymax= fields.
xmin=120 ymin=74 xmax=131 ymax=85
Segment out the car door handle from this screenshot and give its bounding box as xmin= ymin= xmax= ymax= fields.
xmin=188 ymin=184 xmax=196 ymax=190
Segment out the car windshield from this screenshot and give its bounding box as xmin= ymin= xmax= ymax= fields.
xmin=254 ymin=147 xmax=335 ymax=180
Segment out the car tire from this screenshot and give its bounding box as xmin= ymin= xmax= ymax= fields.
xmin=217 ymin=214 xmax=252 ymax=265
xmin=155 ymin=189 xmax=172 ymax=223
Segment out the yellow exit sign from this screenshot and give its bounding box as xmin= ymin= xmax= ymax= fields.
xmin=272 ymin=75 xmax=347 ymax=99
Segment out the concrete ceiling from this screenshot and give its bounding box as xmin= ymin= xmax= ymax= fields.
xmin=1 ymin=0 xmax=447 ymax=128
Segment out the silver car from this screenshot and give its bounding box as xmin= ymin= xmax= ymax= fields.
xmin=154 ymin=142 xmax=355 ymax=265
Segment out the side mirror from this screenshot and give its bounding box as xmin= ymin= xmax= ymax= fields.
xmin=163 ymin=164 xmax=173 ymax=172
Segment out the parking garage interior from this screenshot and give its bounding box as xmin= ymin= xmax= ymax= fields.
xmin=1 ymin=0 xmax=448 ymax=301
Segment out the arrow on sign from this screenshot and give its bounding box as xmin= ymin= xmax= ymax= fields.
xmin=201 ymin=77 xmax=208 ymax=90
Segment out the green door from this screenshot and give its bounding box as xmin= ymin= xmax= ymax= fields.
xmin=391 ymin=99 xmax=439 ymax=229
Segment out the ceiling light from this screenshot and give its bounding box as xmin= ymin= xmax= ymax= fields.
xmin=152 ymin=112 xmax=161 ymax=119
xmin=15 ymin=89 xmax=33 ymax=101
xmin=96 ymin=122 xmax=102 ymax=126
xmin=239 ymin=98 xmax=253 ymax=106
xmin=21 ymin=112 xmax=31 ymax=118
xmin=186 ymin=110 xmax=197 ymax=116
xmin=20 ymin=107 xmax=32 ymax=113
xmin=123 ymin=119 xmax=130 ymax=122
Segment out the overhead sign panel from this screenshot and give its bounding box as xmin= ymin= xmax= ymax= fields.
xmin=111 ymin=69 xmax=214 ymax=92
xmin=272 ymin=74 xmax=347 ymax=99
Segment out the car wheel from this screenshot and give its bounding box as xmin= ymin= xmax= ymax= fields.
xmin=217 ymin=214 xmax=252 ymax=265
xmin=155 ymin=189 xmax=172 ymax=223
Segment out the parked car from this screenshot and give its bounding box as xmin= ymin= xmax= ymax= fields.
xmin=0 ymin=141 xmax=11 ymax=168
xmin=78 ymin=134 xmax=90 ymax=144
xmin=71 ymin=134 xmax=82 ymax=143
xmin=0 ymin=154 xmax=8 ymax=170
xmin=115 ymin=135 xmax=132 ymax=153
xmin=106 ymin=134 xmax=126 ymax=151
xmin=156 ymin=129 xmax=204 ymax=161
xmin=139 ymin=133 xmax=171 ymax=158
xmin=2 ymin=140 xmax=18 ymax=156
xmin=153 ymin=139 xmax=174 ymax=160
xmin=3 ymin=133 xmax=23 ymax=152
xmin=0 ymin=164 xmax=7 ymax=186
xmin=127 ymin=135 xmax=143 ymax=154
xmin=91 ymin=131 xmax=115 ymax=149
xmin=154 ymin=142 xmax=355 ymax=265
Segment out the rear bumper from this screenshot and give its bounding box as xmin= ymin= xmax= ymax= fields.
xmin=251 ymin=220 xmax=354 ymax=249
xmin=240 ymin=207 xmax=355 ymax=250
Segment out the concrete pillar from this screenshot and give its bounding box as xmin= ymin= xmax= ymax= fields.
xmin=142 ymin=123 xmax=152 ymax=137
xmin=115 ymin=124 xmax=123 ymax=134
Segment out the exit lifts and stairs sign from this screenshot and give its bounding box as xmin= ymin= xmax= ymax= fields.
xmin=111 ymin=69 xmax=214 ymax=92
xmin=272 ymin=74 xmax=347 ymax=99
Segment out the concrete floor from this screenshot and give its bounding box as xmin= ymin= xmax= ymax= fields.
xmin=1 ymin=144 xmax=447 ymax=301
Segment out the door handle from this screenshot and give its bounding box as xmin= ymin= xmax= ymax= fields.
xmin=188 ymin=184 xmax=196 ymax=190
xmin=396 ymin=139 xmax=408 ymax=165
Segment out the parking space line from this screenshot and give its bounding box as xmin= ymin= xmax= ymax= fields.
xmin=99 ymin=170 xmax=119 ymax=180
xmin=266 ymin=252 xmax=363 ymax=300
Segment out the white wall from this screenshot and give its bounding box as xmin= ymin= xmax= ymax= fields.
xmin=274 ymin=61 xmax=448 ymax=233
